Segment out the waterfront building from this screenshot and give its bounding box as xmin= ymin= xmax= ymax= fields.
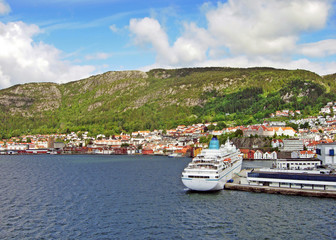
xmin=254 ymin=150 xmax=263 ymax=159
xmin=54 ymin=142 xmax=65 ymax=150
xmin=316 ymin=142 xmax=336 ymax=166
xmin=291 ymin=150 xmax=315 ymax=159
xmin=6 ymin=143 xmax=29 ymax=151
xmin=276 ymin=158 xmax=321 ymax=170
xmin=240 ymin=149 xmax=255 ymax=159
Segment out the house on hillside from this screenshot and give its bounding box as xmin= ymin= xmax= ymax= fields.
xmin=243 ymin=125 xmax=273 ymax=137
xmin=306 ymin=141 xmax=319 ymax=151
xmin=281 ymin=139 xmax=303 ymax=152
xmin=277 ymin=127 xmax=296 ymax=137
xmin=271 ymin=139 xmax=283 ymax=148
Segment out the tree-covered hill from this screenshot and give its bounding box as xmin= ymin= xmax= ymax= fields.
xmin=0 ymin=67 xmax=335 ymax=138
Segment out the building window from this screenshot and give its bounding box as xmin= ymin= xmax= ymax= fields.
xmin=316 ymin=148 xmax=321 ymax=155
xmin=329 ymin=149 xmax=334 ymax=156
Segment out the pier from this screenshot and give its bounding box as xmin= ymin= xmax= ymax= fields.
xmin=225 ymin=169 xmax=336 ymax=198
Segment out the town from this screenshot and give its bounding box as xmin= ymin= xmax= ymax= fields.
xmin=2 ymin=102 xmax=336 ymax=161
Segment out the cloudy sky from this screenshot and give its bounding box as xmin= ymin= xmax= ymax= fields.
xmin=0 ymin=0 xmax=336 ymax=89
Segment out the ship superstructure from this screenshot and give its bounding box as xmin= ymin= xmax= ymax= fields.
xmin=182 ymin=137 xmax=243 ymax=191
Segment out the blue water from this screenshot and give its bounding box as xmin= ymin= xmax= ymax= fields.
xmin=0 ymin=155 xmax=335 ymax=240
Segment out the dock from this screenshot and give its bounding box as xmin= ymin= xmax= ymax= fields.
xmin=224 ymin=169 xmax=336 ymax=198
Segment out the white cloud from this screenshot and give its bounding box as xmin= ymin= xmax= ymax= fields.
xmin=299 ymin=39 xmax=336 ymax=58
xmin=129 ymin=17 xmax=173 ymax=63
xmin=109 ymin=24 xmax=118 ymax=32
xmin=0 ymin=21 xmax=95 ymax=89
xmin=129 ymin=0 xmax=335 ymax=75
xmin=206 ymin=0 xmax=331 ymax=56
xmin=172 ymin=22 xmax=214 ymax=64
xmin=129 ymin=18 xmax=213 ymax=65
xmin=0 ymin=0 xmax=10 ymax=15
xmin=85 ymin=52 xmax=111 ymax=60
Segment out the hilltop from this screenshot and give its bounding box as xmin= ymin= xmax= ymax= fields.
xmin=0 ymin=67 xmax=335 ymax=138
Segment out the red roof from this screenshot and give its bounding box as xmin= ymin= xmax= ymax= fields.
xmin=240 ymin=149 xmax=250 ymax=154
xmin=300 ymin=151 xmax=314 ymax=154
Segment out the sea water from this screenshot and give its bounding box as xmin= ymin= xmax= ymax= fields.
xmin=0 ymin=155 xmax=335 ymax=239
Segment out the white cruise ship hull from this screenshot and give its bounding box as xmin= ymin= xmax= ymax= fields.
xmin=182 ymin=159 xmax=242 ymax=191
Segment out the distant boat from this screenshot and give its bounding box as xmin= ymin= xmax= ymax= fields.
xmin=168 ymin=153 xmax=183 ymax=158
xmin=181 ymin=137 xmax=243 ymax=191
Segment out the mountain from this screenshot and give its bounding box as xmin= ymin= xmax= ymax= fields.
xmin=0 ymin=67 xmax=335 ymax=138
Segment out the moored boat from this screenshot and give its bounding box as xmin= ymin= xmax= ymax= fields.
xmin=181 ymin=137 xmax=243 ymax=191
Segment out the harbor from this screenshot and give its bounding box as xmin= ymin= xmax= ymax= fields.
xmin=225 ymin=169 xmax=336 ymax=198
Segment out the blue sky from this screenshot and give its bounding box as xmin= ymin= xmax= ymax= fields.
xmin=0 ymin=0 xmax=336 ymax=88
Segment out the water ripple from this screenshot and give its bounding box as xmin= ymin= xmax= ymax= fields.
xmin=0 ymin=156 xmax=335 ymax=239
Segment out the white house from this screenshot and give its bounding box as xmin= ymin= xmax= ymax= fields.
xmin=316 ymin=142 xmax=336 ymax=166
xmin=270 ymin=151 xmax=277 ymax=159
xmin=320 ymin=107 xmax=331 ymax=114
xmin=274 ymin=127 xmax=296 ymax=137
xmin=254 ymin=150 xmax=263 ymax=159
xmin=271 ymin=139 xmax=284 ymax=148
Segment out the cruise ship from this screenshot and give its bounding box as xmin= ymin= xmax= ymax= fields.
xmin=181 ymin=137 xmax=243 ymax=191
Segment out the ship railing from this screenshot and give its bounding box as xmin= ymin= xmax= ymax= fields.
xmin=183 ymin=170 xmax=217 ymax=175
xmin=188 ymin=164 xmax=220 ymax=169
xmin=185 ymin=166 xmax=218 ymax=170
xmin=193 ymin=160 xmax=217 ymax=164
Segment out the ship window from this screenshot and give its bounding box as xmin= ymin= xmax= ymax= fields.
xmin=188 ymin=175 xmax=210 ymax=179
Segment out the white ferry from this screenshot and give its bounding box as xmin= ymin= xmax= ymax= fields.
xmin=181 ymin=137 xmax=243 ymax=191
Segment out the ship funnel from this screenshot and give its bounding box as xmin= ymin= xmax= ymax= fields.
xmin=209 ymin=137 xmax=220 ymax=150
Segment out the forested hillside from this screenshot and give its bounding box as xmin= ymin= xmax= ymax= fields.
xmin=0 ymin=67 xmax=335 ymax=138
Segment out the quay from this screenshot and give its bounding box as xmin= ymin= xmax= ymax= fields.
xmin=224 ymin=169 xmax=336 ymax=198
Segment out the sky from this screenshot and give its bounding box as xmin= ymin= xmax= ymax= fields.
xmin=0 ymin=0 xmax=336 ymax=89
